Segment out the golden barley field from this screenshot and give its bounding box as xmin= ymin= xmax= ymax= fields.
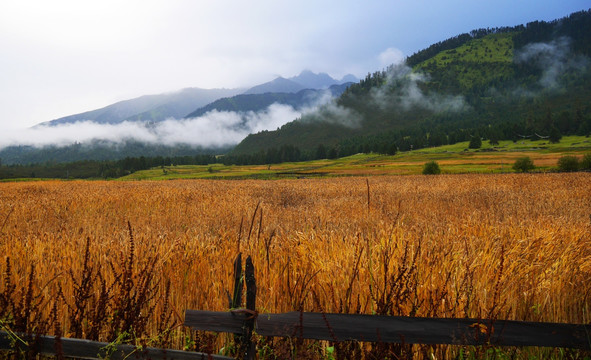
xmin=1 ymin=173 xmax=590 ymax=358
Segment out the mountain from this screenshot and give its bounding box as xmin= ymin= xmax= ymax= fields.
xmin=242 ymin=71 xmax=358 ymax=95
xmin=185 ymin=83 xmax=352 ymax=118
xmin=124 ymin=88 xmax=242 ymax=122
xmin=40 ymin=71 xmax=355 ymax=126
xmin=3 ymin=72 xmax=354 ymax=165
xmin=243 ymin=77 xmax=305 ymax=95
xmin=340 ymin=74 xmax=359 ymax=83
xmin=42 ymin=87 xmax=241 ymax=126
xmin=230 ymin=9 xmax=591 ymax=158
xmin=289 ymin=70 xmax=341 ymax=89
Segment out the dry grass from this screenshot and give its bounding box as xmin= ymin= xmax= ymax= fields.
xmin=0 ymin=173 xmax=590 ymax=358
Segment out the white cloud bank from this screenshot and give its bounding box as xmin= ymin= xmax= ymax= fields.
xmin=0 ymin=103 xmax=302 ymax=150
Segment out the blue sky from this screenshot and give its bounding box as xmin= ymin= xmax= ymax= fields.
xmin=0 ymin=0 xmax=589 ymax=130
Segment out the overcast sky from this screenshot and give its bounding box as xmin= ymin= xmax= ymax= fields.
xmin=0 ymin=0 xmax=588 ymax=131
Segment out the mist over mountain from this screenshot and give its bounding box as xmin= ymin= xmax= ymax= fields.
xmin=37 ymin=71 xmax=353 ymax=126
xmin=185 ymin=83 xmax=351 ymax=118
xmin=42 ymin=87 xmax=242 ymax=126
xmin=231 ymin=10 xmax=591 ymax=158
xmin=123 ymin=88 xmax=243 ymax=122
xmin=0 ymin=70 xmax=356 ymax=164
xmin=0 ymin=101 xmax=306 ymax=162
xmin=288 ymin=70 xmax=355 ymax=89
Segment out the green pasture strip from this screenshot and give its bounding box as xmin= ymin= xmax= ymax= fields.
xmin=117 ymin=136 xmax=591 ymax=180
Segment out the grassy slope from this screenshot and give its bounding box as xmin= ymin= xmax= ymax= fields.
xmin=121 ymin=135 xmax=591 ymax=180
xmin=415 ymin=32 xmax=515 ymax=89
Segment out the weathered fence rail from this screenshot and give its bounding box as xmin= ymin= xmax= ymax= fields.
xmin=0 ymin=331 xmax=233 ymax=360
xmin=185 ymin=310 xmax=590 ymax=349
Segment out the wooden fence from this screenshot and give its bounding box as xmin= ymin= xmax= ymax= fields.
xmin=1 ymin=253 xmax=589 ymax=359
xmin=184 ymin=254 xmax=589 ymax=360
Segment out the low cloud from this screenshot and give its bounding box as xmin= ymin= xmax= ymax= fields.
xmin=300 ymin=90 xmax=363 ymax=128
xmin=310 ymin=101 xmax=363 ymax=128
xmin=378 ymin=47 xmax=405 ymax=67
xmin=515 ymin=36 xmax=589 ymax=91
xmin=371 ymin=64 xmax=467 ymax=112
xmin=0 ymin=103 xmax=306 ymax=150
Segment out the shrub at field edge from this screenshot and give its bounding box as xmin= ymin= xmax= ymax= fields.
xmin=512 ymin=156 xmax=535 ymax=172
xmin=423 ymin=161 xmax=441 ymax=175
xmin=557 ymin=155 xmax=580 ymax=172
xmin=580 ymin=153 xmax=591 ymax=170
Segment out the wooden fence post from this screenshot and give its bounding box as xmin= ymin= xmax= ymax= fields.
xmin=230 ymin=253 xmax=243 ymax=350
xmin=227 ymin=253 xmax=257 ymax=360
xmin=238 ymin=256 xmax=256 ymax=360
xmin=230 ymin=253 xmax=243 ymax=309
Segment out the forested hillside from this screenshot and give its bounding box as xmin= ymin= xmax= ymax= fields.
xmin=230 ymin=10 xmax=591 ymax=161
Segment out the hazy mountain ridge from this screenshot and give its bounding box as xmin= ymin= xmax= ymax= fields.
xmin=43 ymin=87 xmax=242 ymax=126
xmin=185 ymin=83 xmax=352 ymax=119
xmin=242 ymin=77 xmax=305 ymax=95
xmin=123 ymin=88 xmax=243 ymax=122
xmin=242 ymin=71 xmax=358 ymax=95
xmin=40 ymin=70 xmax=356 ymax=126
xmin=289 ymin=70 xmax=354 ymax=89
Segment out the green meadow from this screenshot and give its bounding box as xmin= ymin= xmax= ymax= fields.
xmin=121 ymin=135 xmax=591 ymax=180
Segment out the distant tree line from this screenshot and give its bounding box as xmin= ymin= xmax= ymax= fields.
xmin=0 ymin=140 xmax=230 ymax=166
xmin=0 ymin=154 xmax=216 ymax=180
